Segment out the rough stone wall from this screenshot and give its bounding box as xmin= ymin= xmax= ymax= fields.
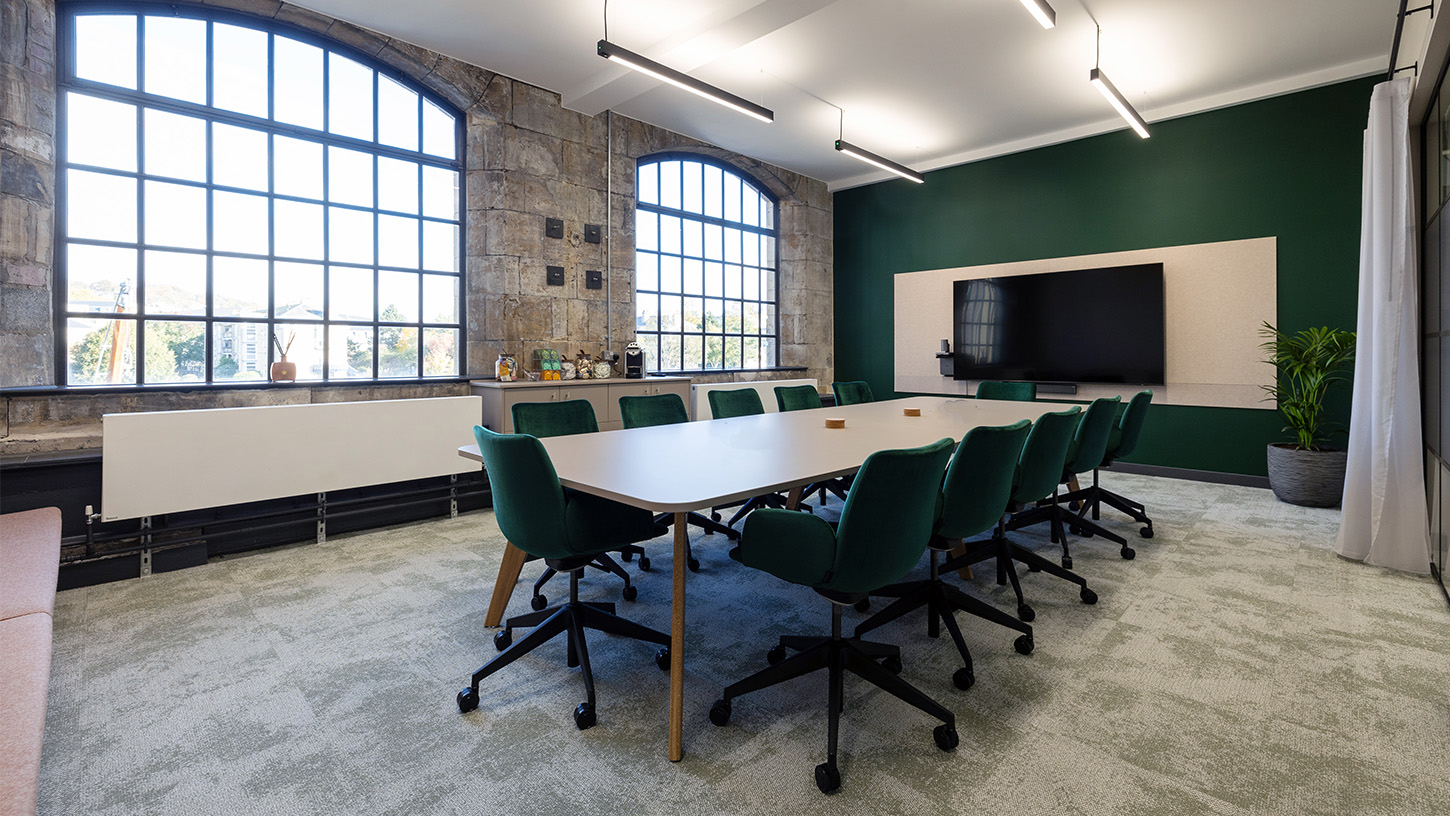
xmin=0 ymin=0 xmax=833 ymax=456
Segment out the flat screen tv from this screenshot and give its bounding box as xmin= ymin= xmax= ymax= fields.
xmin=952 ymin=263 xmax=1165 ymax=385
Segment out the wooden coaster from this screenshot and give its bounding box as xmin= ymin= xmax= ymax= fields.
xmin=825 ymin=417 xmax=846 ymax=429
xmin=903 ymin=407 xmax=922 ymax=417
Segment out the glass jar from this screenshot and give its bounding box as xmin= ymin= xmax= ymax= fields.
xmin=495 ymin=354 xmax=516 ymax=382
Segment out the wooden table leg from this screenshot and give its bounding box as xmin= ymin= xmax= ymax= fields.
xmin=669 ymin=511 xmax=687 ymax=762
xmin=949 ymin=540 xmax=975 ymax=581
xmin=784 ymin=485 xmax=805 ymax=511
xmin=484 ymin=542 xmax=528 ymax=628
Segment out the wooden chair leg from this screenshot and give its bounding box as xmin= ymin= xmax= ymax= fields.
xmin=949 ymin=540 xmax=974 ymax=581
xmin=485 ymin=542 xmax=529 ymax=627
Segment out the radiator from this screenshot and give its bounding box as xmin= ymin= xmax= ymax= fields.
xmin=101 ymin=396 xmax=482 ymax=522
xmin=689 ymin=378 xmax=818 ymax=420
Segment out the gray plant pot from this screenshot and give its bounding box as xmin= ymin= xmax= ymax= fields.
xmin=1265 ymin=444 xmax=1347 ymax=507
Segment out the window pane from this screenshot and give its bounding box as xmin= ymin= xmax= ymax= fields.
xmin=761 ymin=266 xmax=776 ymax=301
xmin=213 ymin=123 xmax=269 ymax=191
xmin=660 ymin=295 xmax=681 ymax=332
xmin=723 ymin=264 xmax=742 ymax=299
xmin=743 ymin=265 xmax=759 ymax=299
xmin=67 ymin=316 xmax=135 ymax=385
xmin=274 ymin=136 xmax=323 ymax=200
xmin=143 ymin=16 xmax=205 ymax=104
xmin=744 ymin=301 xmax=760 ymax=335
xmin=422 ymin=99 xmax=454 ymax=159
xmin=636 ymin=252 xmax=658 ymax=291
xmin=379 ymin=270 xmax=419 ymax=322
xmin=213 ymin=257 xmax=268 ymax=317
xmin=329 ymin=207 xmax=374 ymax=265
xmin=274 ymin=199 xmax=324 ymax=259
xmin=274 ymin=37 xmax=323 ymax=130
xmin=682 ymin=259 xmax=703 ymax=295
xmin=213 ymin=23 xmax=269 ymax=118
xmin=660 ymin=256 xmax=681 ymax=293
xmin=704 ymin=261 xmax=723 ymax=297
xmin=423 ymin=328 xmax=457 ymax=376
xmin=636 ymin=211 xmax=658 ymax=251
xmin=422 ymin=166 xmax=457 ymax=220
xmin=743 ymin=336 xmax=760 ymax=370
xmin=276 ymin=321 xmax=324 ymax=380
xmin=378 ymin=75 xmax=419 ymax=151
xmin=743 ymin=234 xmax=760 ymax=266
xmin=682 ymin=161 xmax=703 ymax=213
xmin=637 ymin=293 xmax=658 ymax=331
xmin=660 ymin=333 xmax=681 ymax=371
xmin=682 ymin=334 xmax=703 ymax=370
xmin=682 ymin=219 xmax=703 ymax=259
xmin=144 ymin=180 xmax=207 ymax=249
xmin=143 ymin=250 xmax=205 ymax=315
xmin=723 ymin=227 xmax=742 ymax=263
xmin=741 ymin=188 xmax=760 ymax=227
xmin=144 ymin=320 xmax=205 ymax=383
xmin=68 ymin=94 xmax=136 ymax=171
xmin=378 ymin=157 xmax=419 ymax=214
xmin=659 ymin=160 xmax=681 ymax=209
xmin=329 ymin=266 xmax=374 ymax=321
xmin=640 ymin=334 xmax=659 ymax=373
xmin=333 ymin=325 xmax=374 ymax=379
xmin=723 ymin=174 xmax=741 ymax=222
xmin=704 ymin=224 xmax=723 ymax=261
xmin=724 ymin=335 xmax=741 ymax=369
xmin=274 ymin=261 xmax=323 ymax=319
xmin=705 ymin=297 xmax=724 ymax=333
xmin=423 ymin=274 xmax=457 ymax=323
xmin=75 ymin=15 xmax=137 ymax=90
xmin=422 ymin=221 xmax=457 ymax=272
xmin=68 ymin=244 xmax=136 ymax=314
xmin=762 ymin=235 xmax=776 ymax=269
xmin=725 ymin=300 xmax=742 ymax=333
xmin=659 ymin=214 xmax=681 ymax=255
xmin=213 ymin=190 xmax=270 ymax=255
xmin=682 ymin=296 xmax=702 ymax=333
xmin=703 ymin=164 xmax=722 ymax=219
xmin=328 ymin=53 xmax=374 ymax=141
xmin=705 ymin=335 xmax=723 ymax=369
xmin=378 ymin=214 xmax=419 ymax=269
xmin=328 ymin=146 xmax=374 ymax=207
xmin=761 ymin=336 xmax=776 ymax=366
xmin=144 ymin=108 xmax=205 ymax=181
xmin=68 ymin=170 xmax=136 ymax=243
xmin=637 ymin=161 xmax=658 ymax=205
xmin=379 ymin=326 xmax=417 ymax=377
xmin=213 ymin=322 xmax=268 ymax=381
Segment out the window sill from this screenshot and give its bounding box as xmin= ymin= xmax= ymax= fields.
xmin=0 ymin=378 xmax=474 ymax=398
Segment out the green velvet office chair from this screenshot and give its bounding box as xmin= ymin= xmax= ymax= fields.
xmin=707 ymin=438 xmax=959 ymax=795
xmin=619 ymin=393 xmax=740 ymax=572
xmin=1058 ymin=390 xmax=1155 ymax=539
xmin=947 ymin=407 xmax=1097 ymax=622
xmin=706 ymin=388 xmax=793 ymax=526
xmin=774 ymin=384 xmax=823 ymax=412
xmin=511 ymin=400 xmax=646 ymax=607
xmin=456 ymin=426 xmax=670 ymax=729
xmin=831 ymin=381 xmax=874 ymax=406
xmin=1005 ymin=397 xmax=1133 ymax=564
xmin=854 ymin=420 xmax=1035 ymax=688
xmin=976 ymin=381 xmax=1037 ymax=401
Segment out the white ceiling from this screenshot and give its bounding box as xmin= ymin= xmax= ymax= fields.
xmin=292 ymin=0 xmax=1401 ymax=190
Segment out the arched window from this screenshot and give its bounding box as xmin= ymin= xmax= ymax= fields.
xmin=58 ymin=3 xmax=464 ymax=386
xmin=634 ymin=154 xmax=779 ymax=372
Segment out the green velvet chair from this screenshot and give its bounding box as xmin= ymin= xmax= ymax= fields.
xmin=707 ymin=438 xmax=959 ymax=794
xmin=511 ymin=399 xmax=645 ymax=607
xmin=831 ymin=381 xmax=874 ymax=406
xmin=773 ymin=384 xmax=823 ymax=412
xmin=948 ymin=407 xmax=1097 ymax=622
xmin=976 ymin=381 xmax=1037 ymax=401
xmin=1058 ymin=390 xmax=1155 ymax=539
xmin=619 ymin=392 xmax=740 ymax=572
xmin=705 ymin=388 xmax=791 ymax=526
xmin=1005 ymin=397 xmax=1133 ymax=564
xmin=854 ymin=420 xmax=1035 ymax=688
xmin=456 ymin=426 xmax=670 ymax=729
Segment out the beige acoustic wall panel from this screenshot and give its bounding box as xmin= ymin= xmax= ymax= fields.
xmin=102 ymin=396 xmax=482 ymax=521
xmin=893 ymin=237 xmax=1277 ymax=408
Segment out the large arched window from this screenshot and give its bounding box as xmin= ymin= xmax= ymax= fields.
xmin=634 ymin=154 xmax=778 ymax=372
xmin=58 ymin=4 xmax=464 ymax=386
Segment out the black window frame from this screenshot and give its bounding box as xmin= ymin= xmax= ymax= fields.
xmin=54 ymin=1 xmax=467 ymax=388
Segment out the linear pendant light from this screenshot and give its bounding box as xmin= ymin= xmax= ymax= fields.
xmin=1089 ymin=25 xmax=1149 ymax=139
xmin=834 ymin=140 xmax=924 ymax=184
xmin=1017 ymin=0 xmax=1057 ymax=29
xmin=596 ymin=40 xmax=774 ymax=123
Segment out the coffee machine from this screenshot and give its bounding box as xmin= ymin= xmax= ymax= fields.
xmin=624 ymin=342 xmax=646 ymax=378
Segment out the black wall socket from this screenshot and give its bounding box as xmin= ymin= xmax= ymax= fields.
xmin=584 ymin=224 xmax=602 ymax=244
xmin=545 ymin=218 xmax=564 ymax=239
xmin=585 ymin=270 xmax=602 ymax=290
xmin=546 ymin=265 xmax=565 ymax=286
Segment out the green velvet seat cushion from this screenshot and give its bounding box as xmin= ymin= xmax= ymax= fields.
xmin=619 ymin=393 xmax=689 ymax=429
xmin=511 ymin=399 xmax=599 ymax=438
xmin=708 ymin=388 xmax=766 ymax=419
xmin=564 ymin=489 xmax=666 ymax=547
xmin=976 ymin=381 xmax=1037 ymax=401
xmin=774 ymin=385 xmax=823 ymax=412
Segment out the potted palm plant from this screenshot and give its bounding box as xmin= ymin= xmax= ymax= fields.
xmin=1259 ymin=322 xmax=1356 ymax=507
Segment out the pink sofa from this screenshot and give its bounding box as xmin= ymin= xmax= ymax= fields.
xmin=0 ymin=508 xmax=62 ymax=816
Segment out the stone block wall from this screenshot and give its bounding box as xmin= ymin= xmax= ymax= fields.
xmin=0 ymin=0 xmax=833 ymax=457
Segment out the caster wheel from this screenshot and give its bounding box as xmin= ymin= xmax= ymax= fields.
xmin=1068 ymin=525 xmax=1083 ymax=537
xmin=1014 ymin=635 xmax=1034 ymax=655
xmin=881 ymin=654 xmax=903 ymax=675
xmin=638 ymin=556 xmax=651 ymax=571
xmin=853 ymin=598 xmax=871 ymax=613
xmin=655 ymin=647 xmax=671 ymax=672
xmin=1121 ymin=547 xmax=1136 ymax=560
xmin=530 ymin=594 xmax=547 ymax=611
xmin=456 ymin=688 xmax=479 ymax=713
xmin=493 ymin=629 xmax=512 ymax=651
xmin=952 ymin=667 xmax=975 ymax=690
xmin=814 ymin=762 xmax=841 ymax=794
xmin=687 ymin=558 xmax=701 ymax=573
xmin=573 ymin=702 xmax=596 ymax=730
xmin=711 ymin=512 xmax=722 ymax=522
xmin=1069 ymin=500 xmax=1082 ymax=512
xmin=621 ymin=551 xmax=634 ymax=562
xmin=1140 ymin=527 xmax=1154 ymax=539
xmin=622 ymin=585 xmax=638 ymax=602
xmin=1017 ymin=604 xmax=1035 ymax=622
xmin=1080 ymin=587 xmax=1098 ymax=605
xmin=766 ymin=644 xmax=787 ymax=666
xmin=708 ymin=698 xmax=732 ymax=726
xmin=1061 ymin=556 xmax=1073 ymax=570
xmin=933 ymin=723 xmax=959 ymax=751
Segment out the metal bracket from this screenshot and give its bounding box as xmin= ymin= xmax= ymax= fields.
xmin=449 ymin=474 xmax=459 ymax=518
xmin=139 ymin=516 xmax=153 ymax=576
xmin=317 ymin=492 xmax=327 ymax=544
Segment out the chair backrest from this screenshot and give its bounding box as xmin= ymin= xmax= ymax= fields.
xmin=471 ymin=425 xmax=573 ymax=559
xmin=619 ymin=392 xmax=689 ymax=429
xmin=976 ymin=381 xmax=1037 ymax=401
xmin=831 ymin=381 xmax=874 ymax=406
xmin=1106 ymin=389 xmax=1154 ymax=462
xmin=1063 ymin=396 xmax=1122 ymax=477
xmin=827 ymin=437 xmax=955 ymax=594
xmin=511 ymin=399 xmax=598 ymax=438
xmin=708 ymin=388 xmax=765 ymax=419
xmin=936 ymin=419 xmax=1032 ymax=540
xmin=775 ymin=385 xmax=823 ymax=412
xmin=1011 ymin=407 xmax=1082 ymax=505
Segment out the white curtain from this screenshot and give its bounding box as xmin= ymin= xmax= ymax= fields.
xmin=1335 ymin=76 xmax=1431 ymax=573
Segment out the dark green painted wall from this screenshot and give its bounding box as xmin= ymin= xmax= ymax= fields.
xmin=833 ymin=77 xmax=1378 ymax=476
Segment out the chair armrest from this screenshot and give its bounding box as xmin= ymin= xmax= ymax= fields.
xmin=733 ymin=508 xmax=838 ymax=586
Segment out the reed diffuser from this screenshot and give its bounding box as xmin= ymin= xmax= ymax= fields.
xmin=270 ymin=331 xmax=298 ymax=382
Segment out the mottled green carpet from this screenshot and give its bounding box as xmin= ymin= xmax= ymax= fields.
xmin=37 ymin=473 xmax=1450 ymax=815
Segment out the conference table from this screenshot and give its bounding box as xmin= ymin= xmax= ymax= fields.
xmin=458 ymin=394 xmax=1073 ymax=761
